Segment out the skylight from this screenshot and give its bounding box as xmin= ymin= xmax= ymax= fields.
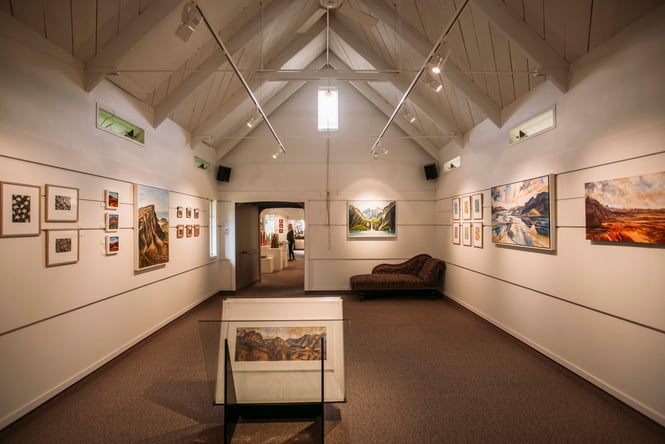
xmin=318 ymin=87 xmax=338 ymax=132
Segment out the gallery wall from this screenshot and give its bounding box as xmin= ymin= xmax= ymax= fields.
xmin=216 ymin=80 xmax=440 ymax=291
xmin=436 ymin=6 xmax=665 ymax=425
xmin=0 ymin=25 xmax=221 ymax=428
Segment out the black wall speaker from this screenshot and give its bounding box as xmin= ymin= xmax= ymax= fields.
xmin=424 ymin=163 xmax=438 ymax=180
xmin=216 ymin=165 xmax=232 ymax=182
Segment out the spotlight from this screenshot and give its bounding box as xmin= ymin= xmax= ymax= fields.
xmin=402 ymin=110 xmax=416 ymax=124
xmin=430 ymin=55 xmax=444 ymax=74
xmin=246 ymin=111 xmax=260 ymax=128
xmin=175 ymin=2 xmax=203 ymax=43
xmin=272 ymin=150 xmax=283 ymax=159
xmin=426 ymin=78 xmax=443 ymax=92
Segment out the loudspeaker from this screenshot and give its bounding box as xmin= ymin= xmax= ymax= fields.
xmin=216 ymin=165 xmax=232 ymax=182
xmin=424 ymin=163 xmax=438 ymax=180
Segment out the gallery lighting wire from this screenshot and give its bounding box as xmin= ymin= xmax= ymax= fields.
xmin=195 ymin=3 xmax=287 ymax=155
xmin=369 ymin=0 xmax=469 ymax=156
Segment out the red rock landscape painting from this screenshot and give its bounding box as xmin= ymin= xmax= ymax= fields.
xmin=585 ymin=171 xmax=665 ymax=245
xmin=235 ymin=326 xmax=326 ymax=362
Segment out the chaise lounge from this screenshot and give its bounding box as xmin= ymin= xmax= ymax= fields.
xmin=349 ymin=254 xmax=445 ymax=300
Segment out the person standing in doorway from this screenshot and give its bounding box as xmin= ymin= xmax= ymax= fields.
xmin=287 ymin=223 xmax=296 ymax=261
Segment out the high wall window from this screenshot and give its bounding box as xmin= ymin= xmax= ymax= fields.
xmin=318 ymin=87 xmax=338 ymax=132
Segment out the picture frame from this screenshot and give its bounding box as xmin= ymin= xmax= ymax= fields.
xmin=176 ymin=206 xmax=184 ymax=218
xmin=194 ymin=224 xmax=200 ymax=237
xmin=472 ymin=222 xmax=483 ymax=248
xmin=462 ymin=223 xmax=472 ymax=246
xmin=134 ymin=184 xmax=169 ymax=270
xmin=194 ymin=208 xmax=200 ymax=219
xmin=176 ymin=224 xmax=184 ymax=238
xmin=491 ymin=174 xmax=556 ymax=251
xmin=452 ymin=197 xmax=460 ymax=220
xmin=186 ymin=207 xmax=192 ymax=218
xmin=452 ymin=223 xmax=460 ymax=245
xmin=461 ymin=196 xmax=471 ymax=220
xmin=0 ymin=181 xmax=41 ymax=237
xmin=46 ymin=229 xmax=79 ymax=267
xmin=186 ymin=224 xmax=193 ymax=237
xmin=105 ymin=213 xmax=119 ymax=232
xmin=105 ymin=234 xmax=120 ymax=255
xmin=472 ymin=193 xmax=483 ymax=220
xmin=105 ymin=190 xmax=119 ymax=210
xmin=347 ymin=200 xmax=396 ymax=238
xmin=45 ymin=184 xmax=79 ymax=222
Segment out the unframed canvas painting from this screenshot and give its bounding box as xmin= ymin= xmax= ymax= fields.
xmin=491 ymin=174 xmax=555 ymax=250
xmin=348 ymin=200 xmax=396 ymax=237
xmin=585 ymin=171 xmax=665 ymax=245
xmin=134 ymin=184 xmax=169 ymax=270
xmin=235 ymin=326 xmax=327 ymax=362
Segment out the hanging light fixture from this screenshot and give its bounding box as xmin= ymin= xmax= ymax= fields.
xmin=246 ymin=110 xmax=260 ymax=128
xmin=175 ymin=2 xmax=203 ymax=42
xmin=428 ymin=42 xmax=450 ymax=74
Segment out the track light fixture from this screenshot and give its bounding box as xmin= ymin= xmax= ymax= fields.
xmin=175 ymin=2 xmax=203 ymax=42
xmin=402 ymin=109 xmax=416 ymax=124
xmin=426 ymin=76 xmax=443 ymax=92
xmin=246 ymin=110 xmax=260 ymax=128
xmin=272 ymin=150 xmax=283 ymax=159
xmin=428 ymin=42 xmax=450 ymax=74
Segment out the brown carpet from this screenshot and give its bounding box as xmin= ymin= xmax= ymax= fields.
xmin=2 ymin=252 xmax=664 ymax=443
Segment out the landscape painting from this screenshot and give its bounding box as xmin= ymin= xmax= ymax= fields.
xmin=491 ymin=174 xmax=555 ymax=251
xmin=134 ymin=184 xmax=169 ymax=270
xmin=585 ymin=171 xmax=665 ymax=245
xmin=348 ymin=200 xmax=396 ymax=238
xmin=235 ymin=326 xmax=327 ymax=362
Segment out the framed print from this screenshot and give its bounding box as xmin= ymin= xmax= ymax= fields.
xmin=134 ymin=184 xmax=169 ymax=270
xmin=0 ymin=182 xmax=40 ymax=237
xmin=194 ymin=208 xmax=200 ymax=219
xmin=452 ymin=197 xmax=460 ymax=220
xmin=105 ymin=190 xmax=119 ymax=210
xmin=46 ymin=229 xmax=79 ymax=266
xmin=105 ymin=213 xmax=119 ymax=232
xmin=186 ymin=224 xmax=193 ymax=237
xmin=462 ymin=196 xmax=471 ymax=220
xmin=472 ymin=222 xmax=483 ymax=248
xmin=194 ymin=224 xmax=200 ymax=237
xmin=348 ymin=200 xmax=396 ymax=238
xmin=105 ymin=234 xmax=119 ymax=255
xmin=472 ymin=193 xmax=483 ymax=220
xmin=186 ymin=207 xmax=192 ymax=218
xmin=585 ymin=171 xmax=665 ymax=245
xmin=176 ymin=206 xmax=184 ymax=218
xmin=462 ymin=222 xmax=472 ymax=246
xmin=176 ymin=224 xmax=184 ymax=238
xmin=491 ymin=174 xmax=556 ymax=251
xmin=45 ymin=184 xmax=79 ymax=222
xmin=452 ymin=223 xmax=460 ymax=245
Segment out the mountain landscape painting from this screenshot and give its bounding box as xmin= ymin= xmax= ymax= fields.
xmin=135 ymin=184 xmax=169 ymax=270
xmin=585 ymin=171 xmax=665 ymax=245
xmin=348 ymin=200 xmax=396 ymax=237
xmin=235 ymin=326 xmax=327 ymax=362
xmin=491 ymin=175 xmax=555 ymax=250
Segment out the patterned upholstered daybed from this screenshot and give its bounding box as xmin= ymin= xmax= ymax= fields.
xmin=349 ymin=254 xmax=445 ymax=300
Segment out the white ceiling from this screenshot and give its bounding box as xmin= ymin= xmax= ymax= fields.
xmin=2 ymin=0 xmax=662 ymax=160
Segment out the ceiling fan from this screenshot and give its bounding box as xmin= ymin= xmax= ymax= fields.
xmin=297 ymin=0 xmax=378 ymax=34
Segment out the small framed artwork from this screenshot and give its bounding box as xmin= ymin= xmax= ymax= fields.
xmin=1 ymin=182 xmax=41 ymax=237
xmin=348 ymin=200 xmax=396 ymax=238
xmin=105 ymin=213 xmax=119 ymax=232
xmin=452 ymin=223 xmax=460 ymax=245
xmin=472 ymin=222 xmax=483 ymax=248
xmin=452 ymin=197 xmax=460 ymax=220
xmin=105 ymin=234 xmax=120 ymax=255
xmin=176 ymin=206 xmax=184 ymax=218
xmin=177 ymin=224 xmax=184 ymax=238
xmin=194 ymin=208 xmax=200 ymax=219
xmin=462 ymin=196 xmax=471 ymax=220
xmin=194 ymin=224 xmax=200 ymax=237
xmin=462 ymin=223 xmax=472 ymax=246
xmin=46 ymin=229 xmax=79 ymax=267
xmin=46 ymin=184 xmax=79 ymax=222
xmin=186 ymin=207 xmax=192 ymax=218
xmin=186 ymin=224 xmax=193 ymax=237
xmin=105 ymin=190 xmax=119 ymax=210
xmin=472 ymin=193 xmax=483 ymax=220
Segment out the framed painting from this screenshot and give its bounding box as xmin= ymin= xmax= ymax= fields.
xmin=462 ymin=222 xmax=471 ymax=246
xmin=0 ymin=182 xmax=40 ymax=237
xmin=186 ymin=207 xmax=192 ymax=218
xmin=491 ymin=174 xmax=556 ymax=251
xmin=46 ymin=229 xmax=79 ymax=266
xmin=461 ymin=196 xmax=471 ymax=220
xmin=105 ymin=190 xmax=119 ymax=210
xmin=105 ymin=213 xmax=119 ymax=232
xmin=45 ymin=184 xmax=79 ymax=222
xmin=194 ymin=208 xmax=200 ymax=219
xmin=186 ymin=224 xmax=193 ymax=237
xmin=452 ymin=223 xmax=460 ymax=245
xmin=585 ymin=171 xmax=665 ymax=245
xmin=134 ymin=184 xmax=169 ymax=270
xmin=472 ymin=193 xmax=483 ymax=220
xmin=176 ymin=206 xmax=184 ymax=218
xmin=472 ymin=222 xmax=483 ymax=248
xmin=194 ymin=224 xmax=200 ymax=237
xmin=105 ymin=234 xmax=119 ymax=255
xmin=176 ymin=224 xmax=184 ymax=238
xmin=347 ymin=200 xmax=396 ymax=238
xmin=452 ymin=197 xmax=460 ymax=220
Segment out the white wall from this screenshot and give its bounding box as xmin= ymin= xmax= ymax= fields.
xmin=0 ymin=22 xmax=221 ymax=427
xmin=217 ymin=80 xmax=440 ymax=291
xmin=437 ymin=7 xmax=665 ymax=425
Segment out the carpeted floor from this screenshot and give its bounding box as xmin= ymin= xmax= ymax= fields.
xmin=2 ymin=252 xmax=664 ymax=443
